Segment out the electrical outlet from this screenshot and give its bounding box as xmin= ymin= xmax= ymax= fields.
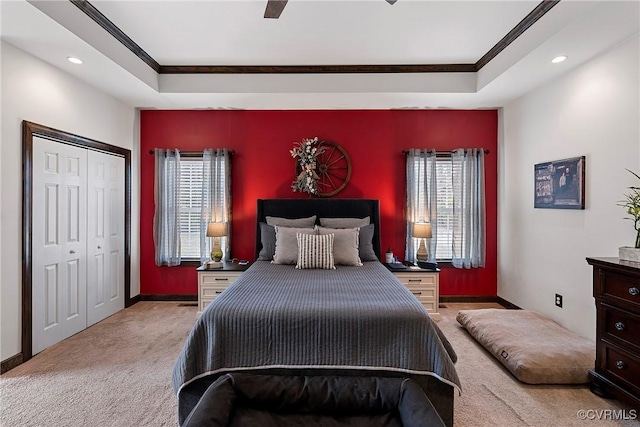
xmin=555 ymin=293 xmax=563 ymax=308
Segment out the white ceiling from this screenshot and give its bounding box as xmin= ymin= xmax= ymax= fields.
xmin=1 ymin=0 xmax=639 ymax=109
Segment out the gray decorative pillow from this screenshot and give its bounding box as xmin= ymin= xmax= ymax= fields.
xmin=257 ymin=222 xmax=276 ymax=261
xmin=317 ymin=226 xmax=362 ymax=266
xmin=272 ymin=226 xmax=316 ymax=265
xmin=296 ymin=233 xmax=335 ymax=270
xmin=266 ymin=215 xmax=317 ymax=228
xmin=319 ymin=216 xmax=370 ymax=228
xmin=358 ymin=224 xmax=378 ymax=261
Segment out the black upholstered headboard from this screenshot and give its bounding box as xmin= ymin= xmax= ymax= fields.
xmin=255 ymin=198 xmax=381 ymax=260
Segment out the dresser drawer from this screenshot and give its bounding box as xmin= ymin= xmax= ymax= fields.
xmin=408 ymin=286 xmax=437 ymax=309
xmin=392 ymin=271 xmax=439 ymax=319
xmin=394 ymin=273 xmax=437 ymax=287
xmin=602 ymin=303 xmax=640 ymax=352
xmin=601 ymin=270 xmax=640 ymax=310
xmin=198 ymin=270 xmax=243 ymax=314
xmin=604 ymin=345 xmax=640 ymax=395
xmin=199 ymin=272 xmax=242 ymax=286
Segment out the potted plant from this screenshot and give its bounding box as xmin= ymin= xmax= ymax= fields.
xmin=618 ymin=169 xmax=640 ymax=262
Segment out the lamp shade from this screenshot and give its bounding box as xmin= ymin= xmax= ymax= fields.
xmin=206 ymin=221 xmax=227 ymax=237
xmin=412 ymin=222 xmax=432 ymax=239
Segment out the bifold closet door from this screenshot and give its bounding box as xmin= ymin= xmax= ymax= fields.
xmin=86 ymin=150 xmax=125 ymax=326
xmin=32 ymin=137 xmax=88 ymax=354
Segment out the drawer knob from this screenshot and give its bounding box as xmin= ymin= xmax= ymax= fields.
xmin=412 ymin=291 xmax=422 ymax=296
xmin=408 ymin=279 xmax=422 ymax=283
xmin=616 ymin=360 xmax=626 ymax=370
xmin=614 ymin=321 xmax=626 ymax=331
xmin=215 ymin=278 xmax=229 ymax=282
xmin=629 ymin=287 xmax=639 ymax=296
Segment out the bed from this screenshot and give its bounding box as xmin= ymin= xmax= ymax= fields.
xmin=172 ymin=198 xmax=460 ymax=426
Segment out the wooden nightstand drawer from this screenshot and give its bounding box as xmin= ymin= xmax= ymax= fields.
xmin=389 ymin=268 xmax=440 ymax=321
xmin=604 ymin=345 xmax=640 ymax=395
xmin=411 ymin=291 xmax=438 ymax=313
xmin=602 ymin=303 xmax=640 ymax=352
xmin=200 ymin=285 xmax=228 ymax=299
xmin=394 ymin=273 xmax=437 ymax=287
xmin=197 ymin=262 xmax=251 ymax=314
xmin=600 ymin=270 xmax=640 ymax=311
xmin=199 ymin=272 xmax=241 ymax=285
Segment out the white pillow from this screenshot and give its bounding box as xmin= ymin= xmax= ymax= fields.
xmin=296 ymin=233 xmax=335 ymax=270
xmin=272 ymin=226 xmax=316 ymax=265
xmin=316 ymin=226 xmax=362 ymax=266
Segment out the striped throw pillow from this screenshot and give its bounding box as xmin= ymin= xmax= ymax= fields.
xmin=296 ymin=233 xmax=336 ymax=270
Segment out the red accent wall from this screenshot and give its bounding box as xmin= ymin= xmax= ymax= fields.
xmin=140 ymin=110 xmax=498 ymax=296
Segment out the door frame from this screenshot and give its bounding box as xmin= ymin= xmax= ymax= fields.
xmin=22 ymin=121 xmax=132 ymax=362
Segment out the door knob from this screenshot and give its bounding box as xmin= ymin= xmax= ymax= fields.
xmin=69 ymin=250 xmax=76 ymax=254
xmin=97 ymin=245 xmax=102 ymax=249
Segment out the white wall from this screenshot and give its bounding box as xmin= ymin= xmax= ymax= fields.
xmin=499 ymin=35 xmax=640 ymax=341
xmin=1 ymin=42 xmax=140 ymax=361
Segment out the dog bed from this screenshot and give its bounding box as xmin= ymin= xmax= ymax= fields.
xmin=182 ymin=373 xmax=446 ymax=427
xmin=456 ymin=309 xmax=595 ymax=384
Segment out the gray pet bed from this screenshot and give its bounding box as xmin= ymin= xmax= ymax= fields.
xmin=182 ymin=373 xmax=446 ymax=427
xmin=456 ymin=309 xmax=595 ymax=384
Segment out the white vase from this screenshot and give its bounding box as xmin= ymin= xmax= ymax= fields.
xmin=619 ymin=246 xmax=640 ymax=263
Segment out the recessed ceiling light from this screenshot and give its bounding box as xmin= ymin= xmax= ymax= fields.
xmin=67 ymin=56 xmax=83 ymax=64
xmin=551 ymin=55 xmax=568 ymax=64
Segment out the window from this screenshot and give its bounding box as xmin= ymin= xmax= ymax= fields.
xmin=406 ymin=148 xmax=486 ymax=267
xmin=408 ymin=155 xmax=456 ymax=261
xmin=179 ymin=158 xmax=204 ymax=259
xmin=154 ymin=149 xmax=231 ymax=266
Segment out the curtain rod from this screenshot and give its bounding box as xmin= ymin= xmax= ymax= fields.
xmin=402 ymin=149 xmax=490 ymax=155
xmin=148 ymin=149 xmax=234 ymax=156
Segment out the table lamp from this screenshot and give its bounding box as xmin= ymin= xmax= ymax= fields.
xmin=412 ymin=222 xmax=432 ymax=262
xmin=206 ymin=221 xmax=226 ymax=268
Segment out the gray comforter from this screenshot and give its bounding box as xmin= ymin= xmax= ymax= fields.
xmin=173 ymin=261 xmax=461 ymax=398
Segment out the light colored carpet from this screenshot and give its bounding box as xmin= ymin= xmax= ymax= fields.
xmin=1 ymin=302 xmax=635 ymax=426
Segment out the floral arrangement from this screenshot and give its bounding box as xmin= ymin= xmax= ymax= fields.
xmin=290 ymin=137 xmax=325 ymax=195
xmin=619 ymin=169 xmax=640 ymax=248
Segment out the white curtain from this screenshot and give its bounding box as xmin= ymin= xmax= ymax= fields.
xmin=200 ymin=149 xmax=232 ymax=264
xmin=153 ymin=149 xmax=181 ymax=266
xmin=405 ymin=149 xmax=438 ymax=263
xmin=452 ymin=148 xmax=486 ymax=268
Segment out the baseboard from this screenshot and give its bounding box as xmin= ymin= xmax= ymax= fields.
xmin=440 ymin=295 xmax=499 ymax=303
xmin=1 ymin=353 xmax=24 ymax=374
xmin=138 ymin=294 xmax=197 ymax=302
xmin=496 ymin=296 xmax=521 ymax=309
xmin=439 ymin=295 xmax=521 ymax=309
xmin=126 ymin=294 xmax=141 ymax=307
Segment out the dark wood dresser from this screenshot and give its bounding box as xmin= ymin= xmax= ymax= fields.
xmin=586 ymin=257 xmax=640 ymax=409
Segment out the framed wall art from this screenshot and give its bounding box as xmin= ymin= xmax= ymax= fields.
xmin=534 ymin=156 xmax=585 ymax=209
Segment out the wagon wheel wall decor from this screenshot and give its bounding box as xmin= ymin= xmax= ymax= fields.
xmin=297 ymin=140 xmax=352 ymax=197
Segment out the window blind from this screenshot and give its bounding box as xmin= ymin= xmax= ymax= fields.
xmin=179 ymin=159 xmax=204 ymax=258
xmin=409 ymin=156 xmax=457 ymax=260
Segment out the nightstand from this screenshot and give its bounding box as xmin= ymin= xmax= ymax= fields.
xmin=196 ymin=262 xmax=251 ymax=314
xmin=388 ymin=265 xmax=441 ymax=321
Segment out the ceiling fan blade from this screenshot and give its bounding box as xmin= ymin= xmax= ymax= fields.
xmin=264 ymin=0 xmax=288 ymax=19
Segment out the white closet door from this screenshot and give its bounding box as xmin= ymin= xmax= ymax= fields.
xmin=32 ymin=137 xmax=88 ymax=354
xmin=86 ymin=150 xmax=125 ymax=326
